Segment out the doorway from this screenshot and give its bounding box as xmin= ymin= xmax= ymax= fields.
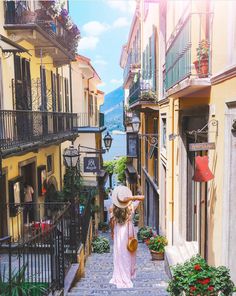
xmin=184 ymin=115 xmax=208 ymax=259
xmin=0 ymin=174 xmax=8 ymax=237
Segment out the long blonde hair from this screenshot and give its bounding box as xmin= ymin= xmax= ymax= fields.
xmin=113 ymin=204 xmax=131 ymax=225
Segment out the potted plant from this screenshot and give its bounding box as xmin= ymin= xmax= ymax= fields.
xmin=167 ymin=255 xmax=235 ymax=296
xmin=137 ymin=226 xmax=154 ymax=243
xmin=92 ymin=236 xmax=110 ymax=253
xmin=193 ymin=39 xmax=210 ymax=77
xmin=146 ymin=235 xmax=167 ymax=260
xmin=98 ymin=222 xmax=109 ymax=233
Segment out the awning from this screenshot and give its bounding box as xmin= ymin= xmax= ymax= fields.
xmin=0 ymin=34 xmax=28 ymax=53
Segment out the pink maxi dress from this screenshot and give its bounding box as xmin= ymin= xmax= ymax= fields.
xmin=109 ymin=201 xmax=139 ymax=289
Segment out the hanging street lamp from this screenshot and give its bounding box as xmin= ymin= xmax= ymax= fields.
xmin=131 ymin=114 xmax=141 ymax=133
xmin=63 ymin=145 xmax=80 ymax=168
xmin=103 ymin=132 xmax=113 ymax=151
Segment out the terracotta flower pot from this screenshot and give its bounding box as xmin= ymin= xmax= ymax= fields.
xmin=199 ymin=58 xmax=208 ymax=77
xmin=150 ymin=250 xmax=164 ymax=260
xmin=193 ymin=60 xmax=200 ymax=75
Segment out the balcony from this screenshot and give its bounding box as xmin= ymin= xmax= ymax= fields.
xmin=128 ymin=73 xmax=158 ymax=110
xmin=4 ymin=1 xmax=79 ymax=64
xmin=165 ymin=13 xmax=211 ymax=96
xmin=123 ymin=50 xmax=141 ymax=88
xmin=0 ymin=110 xmax=78 ymax=155
xmin=75 ymin=112 xmax=106 ymax=133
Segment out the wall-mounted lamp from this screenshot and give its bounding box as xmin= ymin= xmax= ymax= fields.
xmin=131 ymin=114 xmax=158 ymax=148
xmin=232 ymin=120 xmax=236 ymax=133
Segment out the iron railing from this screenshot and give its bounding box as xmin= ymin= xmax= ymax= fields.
xmin=128 ymin=72 xmax=157 ymax=106
xmin=0 ymin=110 xmax=77 ymax=151
xmin=4 ymin=1 xmax=70 ymax=51
xmin=165 ymin=13 xmax=211 ymax=90
xmin=123 ymin=50 xmax=141 ymax=85
xmin=76 ymin=112 xmax=105 ymax=128
xmin=0 ymin=195 xmax=93 ymax=294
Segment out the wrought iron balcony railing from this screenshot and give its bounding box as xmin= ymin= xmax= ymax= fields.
xmin=128 ymin=73 xmax=158 ymax=106
xmin=165 ymin=13 xmax=211 ymax=90
xmin=0 ymin=110 xmax=78 ymax=151
xmin=4 ymin=0 xmax=75 ymax=54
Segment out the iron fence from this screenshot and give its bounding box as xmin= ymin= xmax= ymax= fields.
xmin=0 ymin=194 xmax=93 ymax=294
xmin=0 ymin=110 xmax=78 ymax=151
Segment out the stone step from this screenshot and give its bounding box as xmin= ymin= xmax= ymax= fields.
xmin=75 ymin=281 xmax=168 ymax=289
xmin=68 ymin=287 xmax=169 ymax=296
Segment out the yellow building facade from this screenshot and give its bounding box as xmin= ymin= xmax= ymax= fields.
xmin=122 ymin=0 xmax=236 ymax=281
xmin=0 ymin=0 xmax=83 ymax=239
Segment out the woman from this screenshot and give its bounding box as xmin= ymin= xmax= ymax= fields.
xmin=109 ymin=185 xmax=144 ymax=289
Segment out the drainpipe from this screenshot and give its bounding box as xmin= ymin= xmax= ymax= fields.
xmin=88 ymin=74 xmax=95 ymax=126
xmin=69 ymin=63 xmax=73 ymax=113
xmin=171 ymin=97 xmax=179 ymax=245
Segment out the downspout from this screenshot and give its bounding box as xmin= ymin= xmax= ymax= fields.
xmin=88 ymin=74 xmax=95 ymax=125
xmin=69 ymin=63 xmax=73 ymax=113
xmin=171 ymin=97 xmax=179 ymax=245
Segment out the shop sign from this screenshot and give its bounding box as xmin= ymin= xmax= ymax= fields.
xmin=189 ymin=142 xmax=215 ymax=151
xmin=127 ymin=132 xmax=138 ymax=158
xmin=83 ymin=157 xmax=99 ymax=173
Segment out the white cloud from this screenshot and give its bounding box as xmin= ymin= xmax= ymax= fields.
xmin=113 ymin=17 xmax=129 ymax=28
xmin=78 ymin=36 xmax=99 ymax=51
xmin=105 ymin=0 xmax=136 ymax=15
xmin=94 ymin=59 xmax=108 ymax=66
xmin=82 ymin=21 xmax=109 ymax=36
xmin=98 ymin=82 xmax=106 ymax=88
xmin=110 ymin=79 xmax=123 ymax=84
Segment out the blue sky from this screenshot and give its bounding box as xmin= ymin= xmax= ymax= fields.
xmin=69 ymin=0 xmax=135 ymax=94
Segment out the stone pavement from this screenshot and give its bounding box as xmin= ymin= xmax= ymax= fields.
xmin=67 ymin=233 xmax=169 ymax=296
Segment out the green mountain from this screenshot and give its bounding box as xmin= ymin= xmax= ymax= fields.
xmin=101 ymin=87 xmax=124 ymax=131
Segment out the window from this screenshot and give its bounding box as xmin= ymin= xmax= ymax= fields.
xmin=47 ymin=155 xmax=54 ymax=175
xmin=64 ymin=78 xmax=69 ymax=112
xmin=89 ymin=94 xmax=93 ymax=116
xmin=162 ymin=117 xmax=167 ymax=149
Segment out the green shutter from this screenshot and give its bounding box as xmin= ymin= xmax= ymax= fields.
xmin=151 ymin=28 xmax=157 ymax=91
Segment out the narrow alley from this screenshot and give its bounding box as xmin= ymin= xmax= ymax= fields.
xmin=67 ymin=233 xmax=169 ymax=296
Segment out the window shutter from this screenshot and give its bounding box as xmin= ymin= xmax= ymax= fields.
xmin=57 ymin=74 xmax=62 ymax=112
xmin=51 ymin=72 xmax=57 ymax=112
xmin=40 ymin=66 xmax=47 ymax=111
xmin=65 ymin=78 xmax=69 ymax=112
xmin=151 ymin=28 xmax=157 ymax=91
xmin=14 ymin=55 xmax=23 ymax=110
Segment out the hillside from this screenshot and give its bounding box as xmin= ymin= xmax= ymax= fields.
xmin=101 ymin=86 xmax=124 ymax=132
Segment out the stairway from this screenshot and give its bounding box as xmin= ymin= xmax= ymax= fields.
xmin=67 ymin=234 xmax=169 ymax=296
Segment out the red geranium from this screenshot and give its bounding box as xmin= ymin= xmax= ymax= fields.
xmin=198 ymin=278 xmax=211 ymax=285
xmin=208 ymin=286 xmax=214 ymax=291
xmin=194 ymin=264 xmax=201 ymax=271
xmin=190 ymin=286 xmax=197 ymax=292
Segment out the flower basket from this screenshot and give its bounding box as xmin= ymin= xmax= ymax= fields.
xmin=150 ymin=250 xmax=164 ymax=261
xmin=146 ymin=235 xmax=167 ymax=261
xmin=194 ymin=39 xmax=210 ymax=78
xmin=167 ymin=255 xmax=235 ymax=296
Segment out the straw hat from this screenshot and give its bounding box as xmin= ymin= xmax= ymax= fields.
xmin=112 ymin=185 xmax=132 ymax=209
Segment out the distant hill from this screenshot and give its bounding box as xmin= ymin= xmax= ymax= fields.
xmin=101 ymin=87 xmax=124 ymax=132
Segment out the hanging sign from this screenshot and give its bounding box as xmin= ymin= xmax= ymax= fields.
xmin=83 ymin=157 xmax=100 ymax=173
xmin=189 ymin=142 xmax=215 ymax=152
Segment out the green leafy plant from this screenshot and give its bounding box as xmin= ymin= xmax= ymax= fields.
xmin=146 ymin=235 xmax=167 ymax=253
xmin=114 ymin=157 xmax=127 ymax=184
xmin=196 ymin=39 xmax=210 ymax=61
xmin=98 ymin=222 xmax=109 ymax=232
xmin=140 ymin=90 xmax=158 ymax=102
xmin=167 ymin=255 xmax=235 ymax=296
xmin=137 ymin=226 xmax=154 ymax=242
xmin=92 ymin=236 xmax=110 ymax=253
xmin=0 ymin=264 xmax=47 ymax=296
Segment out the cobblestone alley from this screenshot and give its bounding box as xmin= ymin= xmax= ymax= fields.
xmin=67 ymin=234 xmax=169 ymax=296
